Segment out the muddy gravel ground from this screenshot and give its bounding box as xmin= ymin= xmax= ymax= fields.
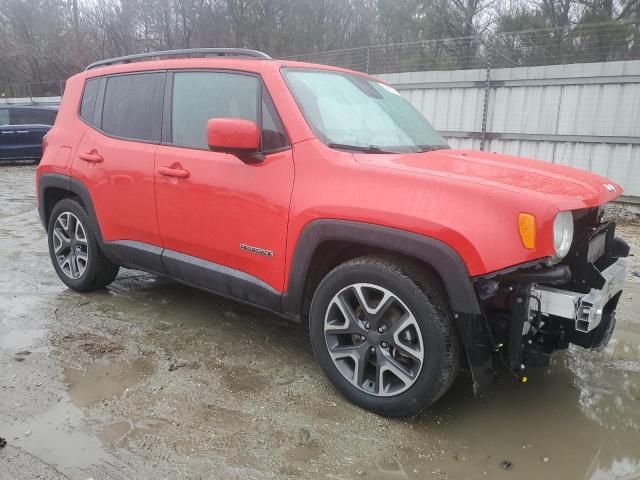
xmin=1 ymin=165 xmax=640 ymax=480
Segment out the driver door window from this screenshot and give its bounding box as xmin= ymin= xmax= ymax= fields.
xmin=171 ymin=72 xmax=259 ymax=149
xmin=170 ymin=72 xmax=289 ymax=152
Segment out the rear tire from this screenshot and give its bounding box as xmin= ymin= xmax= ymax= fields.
xmin=47 ymin=198 xmax=119 ymax=292
xmin=309 ymin=255 xmax=459 ymax=417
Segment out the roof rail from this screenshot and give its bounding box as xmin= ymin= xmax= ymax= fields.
xmin=85 ymin=48 xmax=272 ymax=71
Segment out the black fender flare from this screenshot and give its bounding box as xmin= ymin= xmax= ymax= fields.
xmin=282 ymin=219 xmax=480 ymax=316
xmin=37 ymin=173 xmax=69 ymax=229
xmin=38 ymin=173 xmax=103 ymax=242
xmin=282 ymin=219 xmax=494 ymax=394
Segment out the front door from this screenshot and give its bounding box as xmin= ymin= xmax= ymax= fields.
xmin=154 ymin=70 xmax=294 ymax=294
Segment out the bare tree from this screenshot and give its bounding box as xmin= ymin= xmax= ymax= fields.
xmin=0 ymin=0 xmax=637 ymax=87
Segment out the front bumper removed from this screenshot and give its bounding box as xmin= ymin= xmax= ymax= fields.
xmin=471 ymin=227 xmax=629 ymax=393
xmin=531 ymin=256 xmax=628 ymax=334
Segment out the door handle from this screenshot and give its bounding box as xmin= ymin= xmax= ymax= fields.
xmin=79 ymin=152 xmax=104 ymax=163
xmin=158 ymin=166 xmax=190 ymax=179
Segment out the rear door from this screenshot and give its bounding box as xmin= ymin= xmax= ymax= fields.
xmin=72 ymin=72 xmax=165 ymax=262
xmin=154 ymin=70 xmax=294 ymax=293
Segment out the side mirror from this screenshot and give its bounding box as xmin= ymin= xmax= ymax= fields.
xmin=207 ymin=118 xmax=262 ymax=162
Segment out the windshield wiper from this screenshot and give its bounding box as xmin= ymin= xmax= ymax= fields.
xmin=416 ymin=145 xmax=450 ymax=153
xmin=327 ymin=143 xmax=390 ymax=154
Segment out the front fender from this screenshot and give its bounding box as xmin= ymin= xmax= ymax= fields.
xmin=282 ymin=219 xmax=494 ymax=394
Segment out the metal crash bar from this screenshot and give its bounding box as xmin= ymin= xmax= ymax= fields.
xmin=531 ymin=257 xmax=628 ymax=333
xmin=85 ymin=48 xmax=272 ymax=71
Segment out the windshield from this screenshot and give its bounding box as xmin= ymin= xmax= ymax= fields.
xmin=282 ymin=68 xmax=448 ymax=153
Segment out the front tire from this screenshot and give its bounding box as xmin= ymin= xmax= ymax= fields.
xmin=309 ymin=256 xmax=459 ymax=417
xmin=47 ymin=198 xmax=119 ymax=292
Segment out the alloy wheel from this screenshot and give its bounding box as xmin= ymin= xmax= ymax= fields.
xmin=324 ymin=283 xmax=424 ymax=397
xmin=52 ymin=212 xmax=89 ymax=280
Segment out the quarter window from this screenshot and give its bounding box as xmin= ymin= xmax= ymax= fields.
xmin=171 ymin=71 xmax=259 ymax=149
xmin=101 ymin=73 xmax=164 ymax=142
xmin=79 ymin=78 xmax=100 ymax=123
xmin=261 ymin=89 xmax=288 ymax=152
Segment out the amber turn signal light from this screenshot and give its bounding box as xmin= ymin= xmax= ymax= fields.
xmin=518 ymin=213 xmax=536 ymax=249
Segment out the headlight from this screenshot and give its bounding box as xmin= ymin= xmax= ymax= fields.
xmin=552 ymin=211 xmax=574 ymax=260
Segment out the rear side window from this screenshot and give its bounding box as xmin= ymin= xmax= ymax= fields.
xmin=0 ymin=109 xmax=8 ymax=125
xmin=79 ymin=78 xmax=100 ymax=123
xmin=9 ymin=108 xmax=57 ymax=126
xmin=101 ymin=73 xmax=164 ymax=142
xmin=171 ymin=71 xmax=259 ymax=149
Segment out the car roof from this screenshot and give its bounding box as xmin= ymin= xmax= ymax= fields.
xmin=85 ymin=48 xmax=272 ymax=70
xmin=79 ymin=48 xmax=375 ymax=82
xmin=82 ymin=57 xmax=376 ymax=84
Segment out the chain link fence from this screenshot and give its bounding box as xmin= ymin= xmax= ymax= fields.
xmin=285 ymin=20 xmax=640 ymax=74
xmin=2 ymin=20 xmax=639 ymax=101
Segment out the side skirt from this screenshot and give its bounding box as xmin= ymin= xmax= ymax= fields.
xmin=102 ymin=240 xmax=164 ymax=274
xmin=161 ymin=249 xmax=282 ymax=311
xmin=102 ymin=240 xmax=283 ymax=314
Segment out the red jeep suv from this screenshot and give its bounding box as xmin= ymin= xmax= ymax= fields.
xmin=36 ymin=48 xmax=629 ymax=416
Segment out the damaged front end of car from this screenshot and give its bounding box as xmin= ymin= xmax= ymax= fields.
xmin=474 ymin=206 xmax=630 ymax=383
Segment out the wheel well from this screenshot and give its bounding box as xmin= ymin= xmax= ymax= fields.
xmin=300 ymin=240 xmax=450 ymax=321
xmin=43 ymin=187 xmax=81 ymax=226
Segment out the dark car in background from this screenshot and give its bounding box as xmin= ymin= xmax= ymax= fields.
xmin=0 ymin=104 xmax=58 ymax=163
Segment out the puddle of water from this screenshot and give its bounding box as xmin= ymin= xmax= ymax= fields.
xmin=1 ymin=358 xmax=152 ymax=473
xmin=64 ymin=357 xmax=154 ymax=409
xmin=350 ymin=323 xmax=640 ymax=480
xmin=2 ymin=398 xmax=108 ymax=470
xmin=0 ymin=327 xmax=46 ymax=350
xmin=590 ymin=457 xmax=640 ymax=480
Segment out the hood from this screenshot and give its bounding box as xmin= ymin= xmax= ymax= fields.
xmin=354 ymin=148 xmax=622 ymax=211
